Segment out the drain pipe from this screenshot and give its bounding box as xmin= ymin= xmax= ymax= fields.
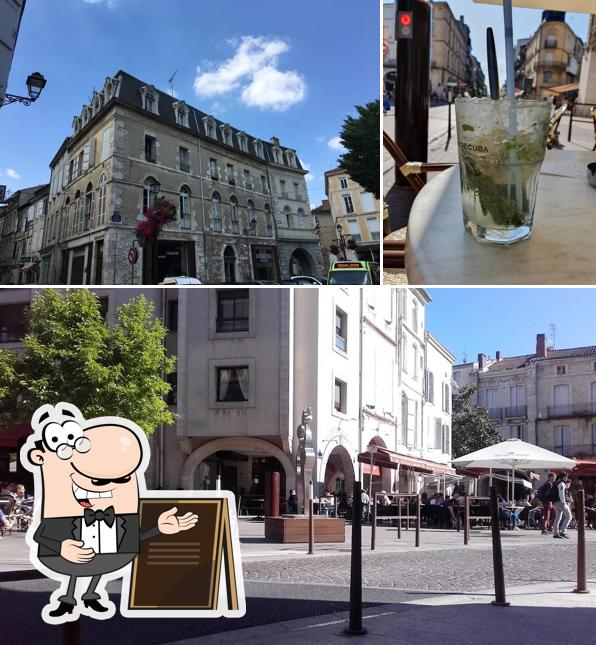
xmin=192 ymin=108 xmax=209 ymax=280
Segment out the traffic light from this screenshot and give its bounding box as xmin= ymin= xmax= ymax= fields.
xmin=397 ymin=11 xmax=413 ymax=39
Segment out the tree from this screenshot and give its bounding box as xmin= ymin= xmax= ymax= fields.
xmin=451 ymin=385 xmax=503 ymax=459
xmin=0 ymin=290 xmax=175 ymax=434
xmin=338 ymin=100 xmax=380 ymax=199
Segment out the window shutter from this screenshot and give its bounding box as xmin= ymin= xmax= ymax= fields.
xmin=88 ymin=139 xmax=96 ymax=168
xmin=82 ymin=144 xmax=90 ymax=172
xmin=102 ymin=128 xmax=111 ymax=161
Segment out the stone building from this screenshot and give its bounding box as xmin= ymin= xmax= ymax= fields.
xmin=0 ymin=0 xmax=26 ymax=105
xmin=39 ymin=70 xmax=322 ymax=285
xmin=453 ymin=333 xmax=596 ymax=460
xmin=311 ymin=199 xmax=335 ymax=273
xmin=324 ymin=168 xmax=380 ymax=262
xmin=578 ymin=14 xmax=596 ymax=117
xmin=1 ymin=287 xmax=454 ymax=501
xmin=0 ymin=184 xmax=48 ymax=284
xmin=520 ymin=11 xmax=584 ymax=100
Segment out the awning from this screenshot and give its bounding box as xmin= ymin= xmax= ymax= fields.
xmin=546 ymin=82 xmax=580 ymax=96
xmin=357 ymin=448 xmax=445 ymax=475
xmin=573 ymin=459 xmax=596 ymax=478
xmin=0 ymin=424 xmax=31 ymax=448
xmin=362 ymin=464 xmax=380 ymax=477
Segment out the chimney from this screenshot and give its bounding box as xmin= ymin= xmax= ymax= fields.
xmin=496 ymin=351 xmax=501 ymax=361
xmin=536 ymin=333 xmax=547 ymax=358
xmin=477 ymin=353 xmax=487 ymax=370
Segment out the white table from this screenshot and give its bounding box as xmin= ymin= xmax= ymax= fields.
xmin=405 ymin=151 xmax=596 ymax=285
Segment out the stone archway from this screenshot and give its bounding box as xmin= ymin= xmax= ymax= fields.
xmin=322 ymin=444 xmax=355 ymax=496
xmin=289 ymin=248 xmax=316 ymax=277
xmin=180 ymin=437 xmax=295 ymax=494
xmin=365 ymin=436 xmax=392 ymax=496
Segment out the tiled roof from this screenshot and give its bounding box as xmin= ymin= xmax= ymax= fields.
xmin=528 ymin=346 xmax=596 ymax=362
xmin=115 ymin=70 xmax=304 ymax=170
xmin=486 ymin=354 xmax=534 ymax=371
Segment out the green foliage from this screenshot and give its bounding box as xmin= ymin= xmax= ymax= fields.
xmin=338 ymin=100 xmax=380 ymax=199
xmin=452 ymin=385 xmax=503 ymax=459
xmin=0 ymin=290 xmax=175 ymax=434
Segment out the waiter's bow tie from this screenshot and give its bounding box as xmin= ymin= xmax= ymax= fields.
xmin=84 ymin=506 xmax=115 ymax=527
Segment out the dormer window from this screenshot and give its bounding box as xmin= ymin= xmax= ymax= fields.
xmin=72 ymin=116 xmax=81 ymax=136
xmin=237 ymin=132 xmax=248 ymax=152
xmin=102 ymin=76 xmax=119 ymax=104
xmin=92 ymin=92 xmax=103 ymax=117
xmin=220 ymin=124 xmax=232 ymax=146
xmin=173 ymin=100 xmax=189 ymax=128
xmin=81 ymin=105 xmax=91 ymax=127
xmin=253 ymin=139 xmax=263 ymax=159
xmin=285 ymin=150 xmax=296 ymax=167
xmin=272 ymin=147 xmax=282 ymax=164
xmin=140 ymin=85 xmax=159 ymax=115
xmin=203 ymin=116 xmax=216 ymax=139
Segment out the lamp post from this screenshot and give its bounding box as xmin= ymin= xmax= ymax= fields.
xmin=336 ymin=222 xmax=347 ymax=259
xmin=2 ymin=72 xmax=47 ymax=107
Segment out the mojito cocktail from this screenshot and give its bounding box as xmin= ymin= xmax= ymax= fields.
xmin=455 ymin=98 xmax=550 ymax=245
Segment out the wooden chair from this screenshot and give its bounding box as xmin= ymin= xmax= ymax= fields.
xmin=383 ymin=132 xmax=453 ymax=269
xmin=546 ymin=103 xmax=568 ymax=149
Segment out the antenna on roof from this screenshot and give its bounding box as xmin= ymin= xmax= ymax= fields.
xmin=548 ymin=323 xmax=556 ymax=349
xmin=168 ymin=71 xmax=178 ymax=97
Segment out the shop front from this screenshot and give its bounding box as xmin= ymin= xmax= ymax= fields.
xmin=250 ymin=245 xmax=280 ymax=281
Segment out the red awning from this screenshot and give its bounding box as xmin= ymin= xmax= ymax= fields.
xmin=573 ymin=459 xmax=596 ymax=478
xmin=362 ymin=464 xmax=381 ymax=476
xmin=0 ymin=424 xmax=31 ymax=448
xmin=357 ymin=448 xmax=438 ymax=474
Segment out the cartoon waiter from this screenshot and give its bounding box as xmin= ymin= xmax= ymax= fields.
xmin=20 ymin=402 xmax=198 ymax=624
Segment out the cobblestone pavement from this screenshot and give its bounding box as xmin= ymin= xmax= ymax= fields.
xmin=243 ymin=531 xmax=596 ymax=593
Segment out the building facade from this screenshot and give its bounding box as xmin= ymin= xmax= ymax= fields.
xmin=520 ymin=11 xmax=584 ymax=100
xmin=324 ymin=168 xmax=380 ymax=262
xmin=5 ymin=71 xmax=323 ymax=285
xmin=578 ymin=14 xmax=596 ymax=117
xmin=0 ymin=288 xmax=454 ymax=502
xmin=0 ymin=0 xmax=26 ymax=105
xmin=453 ymin=333 xmax=596 ymax=461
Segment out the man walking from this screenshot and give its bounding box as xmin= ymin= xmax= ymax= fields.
xmin=552 ymin=472 xmax=572 ymax=539
xmin=537 ymin=472 xmax=556 ymax=534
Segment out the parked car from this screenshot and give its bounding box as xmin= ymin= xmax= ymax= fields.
xmin=288 ymin=276 xmax=323 ymax=285
xmin=159 ymin=276 xmax=203 ymax=285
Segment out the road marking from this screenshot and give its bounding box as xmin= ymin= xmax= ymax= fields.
xmin=292 ymin=611 xmax=397 ymax=631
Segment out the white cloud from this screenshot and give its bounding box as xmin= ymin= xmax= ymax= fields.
xmin=302 ymin=162 xmax=315 ymax=183
xmin=83 ymin=0 xmax=118 ymax=8
xmin=5 ymin=169 xmax=20 ymax=179
xmin=328 ymin=136 xmax=347 ymax=152
xmin=194 ymin=36 xmax=306 ymax=111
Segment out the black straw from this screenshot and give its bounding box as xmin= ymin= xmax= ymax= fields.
xmin=487 ymin=28 xmax=499 ymax=100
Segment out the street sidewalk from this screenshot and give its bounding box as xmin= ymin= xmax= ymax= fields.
xmin=165 ymin=581 xmax=596 ymax=644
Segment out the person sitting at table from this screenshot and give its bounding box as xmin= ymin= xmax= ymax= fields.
xmin=429 ymin=493 xmax=441 ymax=506
xmin=320 ymin=489 xmax=334 ymax=516
xmin=516 ymin=495 xmax=532 ymax=528
xmin=498 ymin=495 xmax=520 ymax=530
xmin=287 ymin=489 xmax=298 ymax=514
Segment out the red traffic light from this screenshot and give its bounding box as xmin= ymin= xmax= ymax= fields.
xmin=400 ymin=13 xmax=412 ymax=26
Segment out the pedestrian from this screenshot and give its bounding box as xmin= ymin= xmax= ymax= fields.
xmin=536 ymin=472 xmax=556 ymax=534
xmin=361 ymin=489 xmax=370 ymax=522
xmin=287 ymin=489 xmax=298 ymax=514
xmin=552 ymin=473 xmax=572 ymax=539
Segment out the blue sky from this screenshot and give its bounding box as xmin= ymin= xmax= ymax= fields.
xmin=426 ymin=288 xmax=596 ymax=364
xmin=1 ymin=0 xmax=379 ymax=207
xmin=384 ymin=1 xmax=589 ymax=90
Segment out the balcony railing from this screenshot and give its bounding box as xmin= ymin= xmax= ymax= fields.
xmin=505 ymin=405 xmax=527 ymax=418
xmin=547 ymin=402 xmax=596 ymax=418
xmin=548 ymin=444 xmax=596 ymax=458
xmin=0 ymin=325 xmax=26 ymax=342
xmin=488 ymin=408 xmax=502 ymax=420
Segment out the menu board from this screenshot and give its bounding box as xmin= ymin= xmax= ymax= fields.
xmin=122 ymin=496 xmax=245 ymax=618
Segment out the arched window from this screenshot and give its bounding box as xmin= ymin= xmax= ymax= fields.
xmin=212 ymin=192 xmax=222 ymax=232
xmin=223 ymin=246 xmax=236 ymax=283
xmin=84 ymin=182 xmax=93 ymax=230
xmin=283 ymin=206 xmax=292 ymax=228
xmin=264 ymin=204 xmax=273 ymax=237
xmin=98 ymin=174 xmax=106 ymax=226
xmin=143 ymin=176 xmax=159 ymax=213
xmin=246 ymin=200 xmax=255 ymax=229
xmin=297 ymin=207 xmax=305 ymax=230
xmin=180 ymin=185 xmax=191 ymax=229
xmin=230 ymin=196 xmax=239 ymax=234
xmin=254 ymin=140 xmax=263 ymax=159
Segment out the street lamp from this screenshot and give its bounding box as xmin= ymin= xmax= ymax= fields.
xmin=2 ymin=72 xmax=47 ymax=107
xmin=150 ymin=181 xmax=161 ymax=198
xmin=336 ymin=222 xmax=347 ymax=259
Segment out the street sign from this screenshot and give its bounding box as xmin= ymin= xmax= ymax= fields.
xmin=128 ymin=247 xmax=139 ymax=265
xmin=397 ymin=12 xmax=413 ymax=39
xmin=111 ymin=211 xmax=122 ymax=223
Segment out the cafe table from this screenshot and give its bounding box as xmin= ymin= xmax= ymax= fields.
xmin=404 ymin=150 xmax=596 ymax=285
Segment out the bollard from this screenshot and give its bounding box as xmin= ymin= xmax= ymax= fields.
xmin=573 ymin=489 xmax=589 ymax=594
xmin=345 ymin=482 xmax=367 ymax=635
xmin=62 ymin=620 xmax=80 ymax=645
xmin=567 ymin=106 xmax=573 ymax=142
xmin=415 ymin=494 xmax=420 ymax=548
xmin=308 ymin=480 xmax=314 ymax=555
xmin=464 ymin=495 xmax=470 ymax=546
xmin=371 ymin=500 xmax=376 ymax=551
xmin=397 ymin=498 xmax=402 ymax=540
xmin=489 ymin=486 xmax=510 ymax=607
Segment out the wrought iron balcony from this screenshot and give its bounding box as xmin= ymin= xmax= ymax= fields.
xmin=505 ymin=405 xmax=527 ymax=418
xmin=547 ymin=444 xmax=596 ymax=458
xmin=488 ymin=407 xmax=502 ymax=420
xmin=547 ymin=402 xmax=596 ymax=418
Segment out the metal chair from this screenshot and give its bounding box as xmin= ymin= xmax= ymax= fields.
xmin=546 ymin=104 xmax=568 ymax=149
